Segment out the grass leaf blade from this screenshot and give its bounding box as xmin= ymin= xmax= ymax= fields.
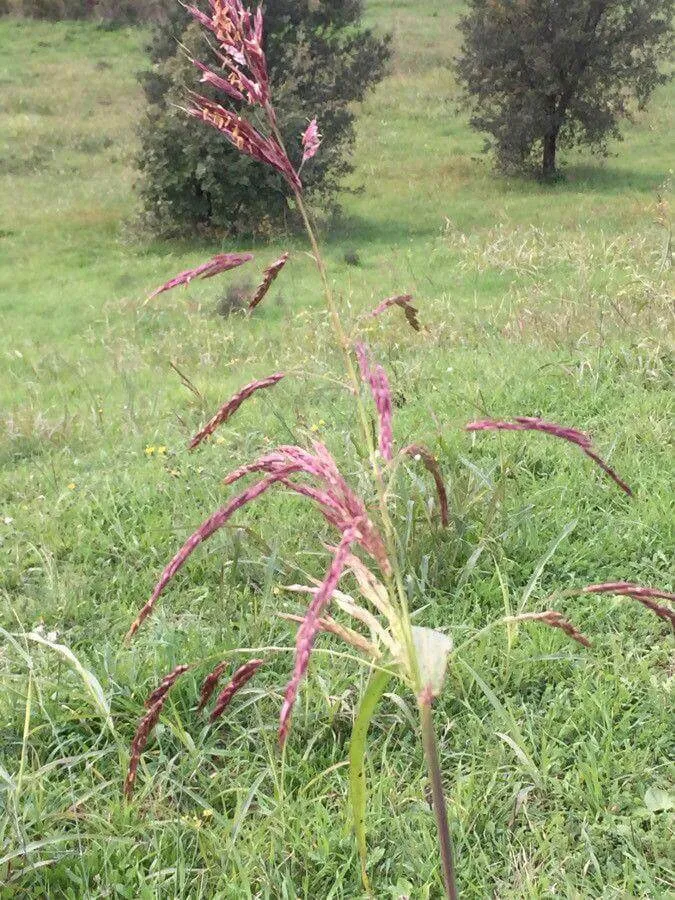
xmin=349 ymin=667 xmax=392 ymax=894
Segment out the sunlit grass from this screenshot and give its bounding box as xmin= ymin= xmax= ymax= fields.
xmin=0 ymin=5 xmax=673 ymax=896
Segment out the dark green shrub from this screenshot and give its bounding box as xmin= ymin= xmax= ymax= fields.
xmin=135 ymin=1 xmax=391 ymax=236
xmin=19 ymin=0 xmax=165 ymax=22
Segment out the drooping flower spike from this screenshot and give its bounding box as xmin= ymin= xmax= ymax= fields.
xmin=300 ymin=118 xmax=321 ymax=164
xmin=371 ymin=294 xmax=421 ymax=332
xmin=466 ymin=416 xmax=632 ymax=496
xmin=126 ymin=440 xmax=391 ymax=643
xmin=144 ymin=664 xmax=191 ymax=709
xmin=354 ymin=342 xmax=394 ymax=462
xmin=279 ymin=525 xmax=360 ymax=745
xmin=125 ymin=472 xmax=298 ymax=642
xmin=505 ymin=611 xmax=591 ymax=647
xmin=248 ymin=252 xmax=289 ymax=310
xmin=221 ymin=441 xmax=390 ymax=571
xmin=580 ymin=582 xmax=674 ymax=626
xmin=147 ymin=252 xmax=253 ymax=300
xmin=124 ymin=664 xmax=189 ymax=799
xmin=189 ymin=372 xmax=285 ymax=450
xmin=186 ymin=94 xmax=301 ymax=190
xmin=197 ymin=660 xmax=228 ymax=711
xmin=209 ymin=658 xmax=265 ymax=722
xmin=401 ymin=444 xmax=449 ymax=527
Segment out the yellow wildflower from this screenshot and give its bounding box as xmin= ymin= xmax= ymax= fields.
xmin=67 ymin=483 xmax=76 ymax=490
xmin=145 ymin=445 xmax=155 ymax=456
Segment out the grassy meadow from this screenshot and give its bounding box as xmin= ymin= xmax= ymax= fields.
xmin=1 ymin=2 xmax=674 ymax=896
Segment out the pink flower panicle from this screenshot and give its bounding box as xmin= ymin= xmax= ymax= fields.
xmin=510 ymin=611 xmax=591 ymax=647
xmin=466 ymin=416 xmax=632 ymax=496
xmin=354 ymin=342 xmax=394 ymax=462
xmin=148 ymin=252 xmax=253 ymax=300
xmin=189 ymin=372 xmax=285 ymax=450
xmin=186 ymin=0 xmax=270 ymax=107
xmin=300 ymin=118 xmax=321 ymax=164
xmin=248 ymin=252 xmax=290 ymax=311
xmin=186 ymin=95 xmax=301 ymax=190
xmin=402 ymin=444 xmax=449 ymax=527
xmin=220 ymin=442 xmax=390 ymax=572
xmin=197 ymin=660 xmax=228 ymax=711
xmin=144 ymin=663 xmax=191 ymax=709
xmin=125 ymin=470 xmax=299 ymax=642
xmin=124 ymin=663 xmax=189 ymax=799
xmin=125 ymin=437 xmax=392 ymax=642
xmin=209 ymin=658 xmax=265 ymax=722
xmin=581 ymin=582 xmax=675 ymax=626
xmin=371 ymin=294 xmax=420 ymax=332
xmin=279 ymin=526 xmax=360 ymax=746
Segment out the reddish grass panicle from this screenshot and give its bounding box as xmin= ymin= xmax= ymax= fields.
xmin=354 ymin=342 xmax=394 ymax=462
xmin=197 ymin=660 xmax=228 ymax=712
xmin=209 ymin=658 xmax=265 ymax=722
xmin=144 ymin=663 xmax=190 ymax=708
xmin=248 ymin=252 xmax=289 ymax=310
xmin=505 ymin=611 xmax=591 ymax=647
xmin=301 ymin=118 xmax=321 ymax=164
xmin=279 ymin=525 xmax=360 ymax=745
xmin=580 ymin=582 xmax=675 ymax=626
xmin=186 ymin=0 xmax=270 ymax=106
xmin=466 ymin=416 xmax=632 ymax=495
xmin=402 ymin=444 xmax=449 ymax=527
xmin=126 ymin=441 xmax=391 ymax=643
xmin=187 ymin=95 xmax=301 ymax=190
xmin=124 ymin=664 xmax=189 ymax=799
xmin=371 ymin=294 xmax=421 ymax=332
xmin=148 ymin=252 xmax=253 ymax=300
xmin=188 ymin=372 xmax=285 ymax=450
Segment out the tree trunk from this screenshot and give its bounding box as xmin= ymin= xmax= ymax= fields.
xmin=542 ymin=131 xmax=558 ymax=179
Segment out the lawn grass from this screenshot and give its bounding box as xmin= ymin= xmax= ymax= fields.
xmin=0 ymin=4 xmax=673 ymax=897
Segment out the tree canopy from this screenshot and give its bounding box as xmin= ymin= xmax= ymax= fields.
xmin=455 ymin=0 xmax=673 ymax=178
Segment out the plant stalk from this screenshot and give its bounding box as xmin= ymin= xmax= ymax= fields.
xmin=420 ymin=698 xmax=458 ymax=900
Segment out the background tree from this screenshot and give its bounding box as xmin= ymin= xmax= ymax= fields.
xmin=136 ymin=1 xmax=391 ymax=236
xmin=455 ymin=0 xmax=673 ymax=179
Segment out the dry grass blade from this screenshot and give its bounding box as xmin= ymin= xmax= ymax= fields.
xmin=278 ymin=612 xmax=379 ymax=657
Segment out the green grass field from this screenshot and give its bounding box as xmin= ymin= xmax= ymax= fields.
xmin=1 ymin=3 xmax=673 ymax=896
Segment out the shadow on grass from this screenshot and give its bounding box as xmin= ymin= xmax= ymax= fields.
xmin=501 ymin=161 xmax=665 ymax=198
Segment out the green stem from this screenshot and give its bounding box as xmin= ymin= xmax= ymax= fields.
xmin=420 ymin=699 xmax=458 ymax=900
xmin=268 ymin=113 xmax=420 ymax=686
